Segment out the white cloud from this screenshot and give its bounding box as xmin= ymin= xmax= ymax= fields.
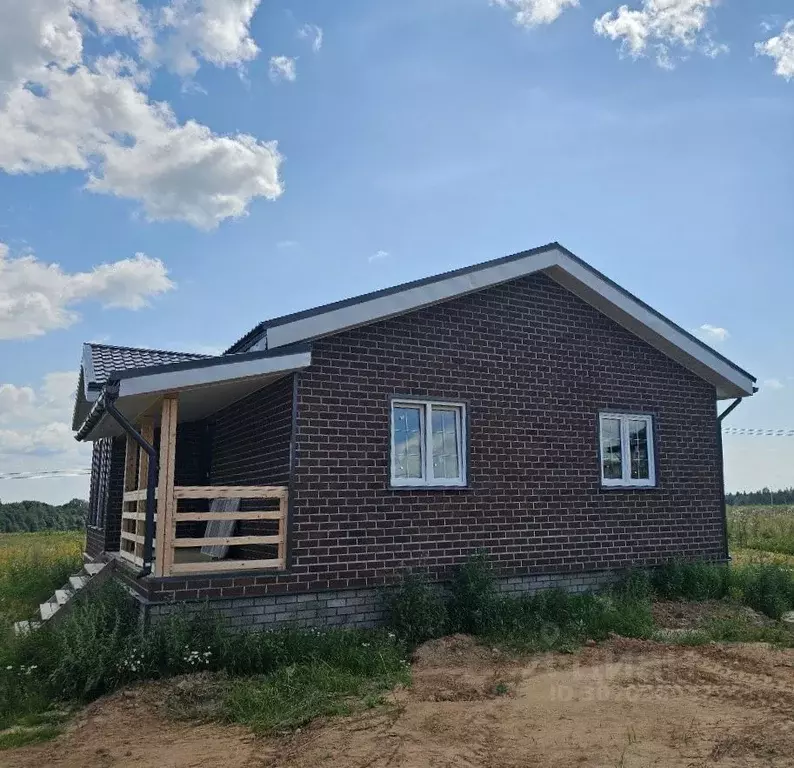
xmin=0 ymin=0 xmax=83 ymax=96
xmin=693 ymin=323 xmax=729 ymax=343
xmin=0 ymin=243 xmax=174 ymax=340
xmin=594 ymin=0 xmax=725 ymax=68
xmin=276 ymin=239 xmax=299 ymax=249
xmin=763 ymin=378 xmax=785 ymax=391
xmin=756 ymin=22 xmax=794 ymax=80
xmin=269 ymin=55 xmax=297 ymax=83
xmin=157 ymin=0 xmax=262 ymax=76
xmin=0 ymin=373 xmax=80 ymax=452
xmin=0 ymin=422 xmax=76 ymax=456
xmin=368 ymin=250 xmax=390 ymax=263
xmin=492 ymin=0 xmax=579 ymax=27
xmin=298 ymin=23 xmax=323 ymax=53
xmin=74 ymin=0 xmax=151 ymax=40
xmin=0 ymin=1 xmax=283 ymax=229
xmin=0 ymin=370 xmax=91 ymax=501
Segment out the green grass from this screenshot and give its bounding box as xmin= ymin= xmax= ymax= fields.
xmin=225 ymin=659 xmax=409 ymax=733
xmin=0 ymin=531 xmax=83 ymax=626
xmin=0 ymin=724 xmax=63 ymax=749
xmin=728 ymin=505 xmax=794 ymax=557
xmin=0 ymin=581 xmax=410 ymax=745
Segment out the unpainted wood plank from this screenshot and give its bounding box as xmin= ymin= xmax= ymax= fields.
xmin=174 ymin=511 xmax=282 ymax=522
xmin=173 ymin=535 xmax=282 ymax=548
xmin=122 ymin=512 xmax=159 ymax=522
xmin=173 ymin=485 xmax=287 ymax=499
xmin=136 ymin=418 xmax=155 ymax=547
xmin=170 ymin=558 xmax=284 ymax=575
xmin=124 ymin=488 xmax=158 ymax=502
xmin=123 ymin=433 xmax=138 ymax=493
xmin=119 ymin=550 xmax=144 ymax=567
xmin=155 ymin=396 xmax=178 ymax=577
xmin=278 ymin=492 xmax=288 ymax=563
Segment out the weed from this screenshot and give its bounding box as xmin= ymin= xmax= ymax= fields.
xmin=386 ymin=571 xmax=448 ymax=646
xmin=448 ymin=550 xmax=498 ymax=634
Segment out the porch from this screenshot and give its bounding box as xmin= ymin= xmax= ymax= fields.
xmin=118 ymin=395 xmax=289 ymax=578
xmin=73 ymin=344 xmax=310 ymax=578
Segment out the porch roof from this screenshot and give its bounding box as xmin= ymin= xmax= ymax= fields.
xmin=73 ymin=345 xmax=311 ymax=441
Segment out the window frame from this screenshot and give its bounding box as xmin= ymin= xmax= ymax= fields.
xmin=390 ymin=398 xmax=468 ymax=488
xmin=598 ymin=412 xmax=656 ymax=489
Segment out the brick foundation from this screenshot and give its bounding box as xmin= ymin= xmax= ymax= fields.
xmin=141 ymin=568 xmax=618 ymax=631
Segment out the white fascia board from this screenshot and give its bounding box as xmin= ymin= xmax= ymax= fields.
xmin=265 ymin=248 xmax=560 ymax=350
xmin=118 ymin=350 xmax=311 ymax=398
xmin=81 ymin=344 xmax=98 ymax=400
xmin=547 ymin=256 xmax=755 ymax=398
xmin=262 ymin=245 xmax=754 ymax=400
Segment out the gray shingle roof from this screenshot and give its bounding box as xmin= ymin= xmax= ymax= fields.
xmin=86 ymin=343 xmax=209 ymax=387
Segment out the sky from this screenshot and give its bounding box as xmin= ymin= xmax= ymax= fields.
xmin=0 ymin=0 xmax=792 ymax=504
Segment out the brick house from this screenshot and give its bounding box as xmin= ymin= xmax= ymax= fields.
xmin=71 ymin=243 xmax=755 ymax=628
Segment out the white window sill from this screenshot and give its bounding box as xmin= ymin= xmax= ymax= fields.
xmin=390 ymin=483 xmax=469 ymax=491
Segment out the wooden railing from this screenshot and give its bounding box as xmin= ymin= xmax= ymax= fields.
xmin=118 ymin=394 xmax=288 ymax=577
xmin=121 ymin=484 xmax=288 ymax=576
xmin=170 ymin=485 xmax=286 ymax=576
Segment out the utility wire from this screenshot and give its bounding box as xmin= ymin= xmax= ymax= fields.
xmin=0 ymin=468 xmax=91 ymax=481
xmin=723 ymin=428 xmax=794 ymax=436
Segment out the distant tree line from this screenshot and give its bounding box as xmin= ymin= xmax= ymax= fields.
xmin=726 ymin=488 xmax=794 ymax=506
xmin=0 ymin=499 xmax=88 ymax=533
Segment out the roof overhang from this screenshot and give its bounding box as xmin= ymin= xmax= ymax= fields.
xmin=250 ymin=244 xmax=754 ymax=400
xmin=76 ymin=347 xmax=310 ymax=441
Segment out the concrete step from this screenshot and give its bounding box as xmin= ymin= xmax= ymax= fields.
xmin=83 ymin=562 xmax=106 ymax=577
xmin=54 ymin=589 xmax=72 ymax=606
xmin=39 ymin=601 xmax=60 ymax=621
xmin=13 ymin=620 xmax=41 ymax=636
xmin=69 ymin=575 xmax=89 ymax=591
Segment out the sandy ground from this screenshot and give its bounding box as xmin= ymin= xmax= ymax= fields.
xmin=5 ymin=634 xmax=794 ymax=768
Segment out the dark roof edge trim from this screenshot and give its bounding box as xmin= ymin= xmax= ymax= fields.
xmin=111 ymin=343 xmax=312 ymax=381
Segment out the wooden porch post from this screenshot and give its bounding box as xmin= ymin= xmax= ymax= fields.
xmin=136 ymin=418 xmax=154 ymax=562
xmin=155 ymin=396 xmax=178 ymax=577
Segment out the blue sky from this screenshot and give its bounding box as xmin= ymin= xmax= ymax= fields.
xmin=0 ymin=0 xmax=792 ymax=503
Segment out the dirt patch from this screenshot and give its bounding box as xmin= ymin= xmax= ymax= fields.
xmin=652 ymin=599 xmax=773 ymax=630
xmin=6 ymin=636 xmax=794 ymax=767
xmin=1 ymin=682 xmax=266 ymax=768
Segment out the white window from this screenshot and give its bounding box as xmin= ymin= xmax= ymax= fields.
xmin=391 ymin=400 xmax=467 ymax=487
xmin=599 ymin=413 xmax=656 ymax=487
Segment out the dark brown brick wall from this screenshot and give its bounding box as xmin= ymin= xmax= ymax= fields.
xmin=207 ymin=375 xmax=294 ymax=557
xmin=142 ymin=272 xmax=724 ymax=603
xmin=85 ymin=437 xmax=125 ymax=557
xmin=209 ymin=375 xmax=294 ymax=486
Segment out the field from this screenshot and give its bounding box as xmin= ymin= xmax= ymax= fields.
xmin=0 ymin=531 xmax=83 ymax=627
xmin=727 ymin=504 xmax=794 ymax=558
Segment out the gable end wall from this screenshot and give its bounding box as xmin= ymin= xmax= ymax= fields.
xmin=288 ymin=272 xmax=723 ymax=587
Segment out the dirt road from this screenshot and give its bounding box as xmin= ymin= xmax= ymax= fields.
xmin=6 ymin=635 xmax=794 ymax=768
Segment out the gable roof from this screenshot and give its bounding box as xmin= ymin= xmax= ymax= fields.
xmin=72 ymin=343 xmax=210 ymax=430
xmin=226 ymin=242 xmax=755 ymax=400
